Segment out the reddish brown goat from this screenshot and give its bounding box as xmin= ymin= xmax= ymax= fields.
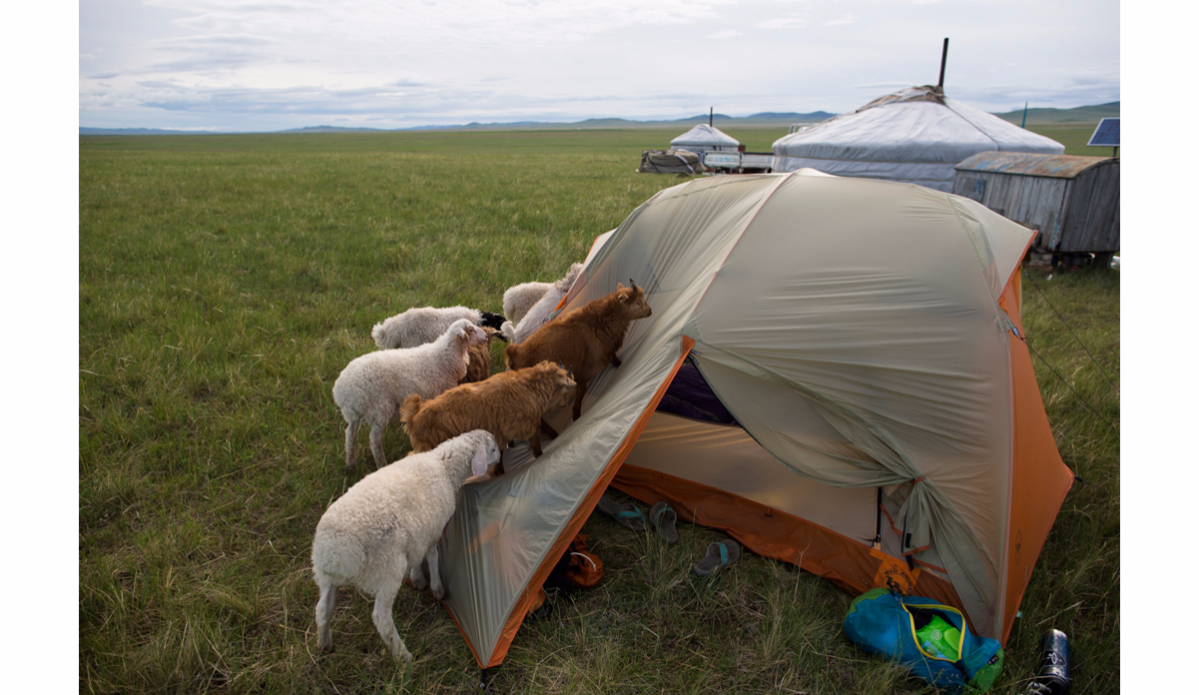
xmin=400 ymin=361 xmax=576 ymax=458
xmin=503 ymin=282 xmax=652 ymax=422
xmin=461 ymin=326 xmax=501 ymax=384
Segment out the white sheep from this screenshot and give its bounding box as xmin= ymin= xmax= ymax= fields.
xmin=371 ymin=305 xmax=505 ymax=349
xmin=500 ymin=262 xmax=584 ymax=344
xmin=502 ymin=281 xmax=553 ymax=326
xmin=312 ymin=429 xmax=500 ymax=662
xmin=334 ymin=318 xmax=487 ymax=469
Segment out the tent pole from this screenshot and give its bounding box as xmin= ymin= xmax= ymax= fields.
xmin=709 ymin=107 xmax=713 ymax=127
xmin=938 ymin=38 xmax=949 ymax=90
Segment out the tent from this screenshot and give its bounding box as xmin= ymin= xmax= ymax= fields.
xmin=435 ymin=169 xmax=1074 ymax=671
xmin=772 ymin=86 xmax=1066 ymax=191
xmin=670 ymin=123 xmax=740 ymax=161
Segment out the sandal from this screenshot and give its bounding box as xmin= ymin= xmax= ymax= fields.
xmin=596 ymin=494 xmax=645 ymax=531
xmin=693 ymin=539 xmax=741 ymax=576
xmin=650 ymin=501 xmax=678 ymax=544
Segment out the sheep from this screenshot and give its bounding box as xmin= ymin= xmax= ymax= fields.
xmin=502 ymin=281 xmax=552 ymax=326
xmin=500 ymin=262 xmax=584 ymax=344
xmin=371 ymin=306 xmax=506 ymax=350
xmin=400 ymin=361 xmax=577 ymax=459
xmin=333 ymin=318 xmax=487 ymax=469
xmin=461 ymin=326 xmax=502 ymax=384
xmin=504 ymin=281 xmax=652 ymax=423
xmin=312 ymin=429 xmax=500 ymax=662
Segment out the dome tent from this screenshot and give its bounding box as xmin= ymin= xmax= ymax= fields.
xmin=772 ymin=86 xmax=1065 ymax=191
xmin=669 ymin=123 xmax=740 ymax=160
xmin=432 ymin=170 xmax=1074 ymax=672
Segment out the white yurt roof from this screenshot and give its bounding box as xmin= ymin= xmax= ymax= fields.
xmin=772 ymin=86 xmax=1065 ymax=191
xmin=671 ymin=123 xmax=740 ymax=150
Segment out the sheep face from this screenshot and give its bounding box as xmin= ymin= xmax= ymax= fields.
xmin=472 ymin=434 xmax=502 ymax=477
xmin=452 ymin=320 xmax=489 ymax=348
xmin=614 ymin=283 xmax=653 ymax=320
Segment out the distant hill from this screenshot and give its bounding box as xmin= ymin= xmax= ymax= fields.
xmin=992 ymin=102 xmax=1119 ymax=125
xmin=80 ymin=103 xmax=1117 ymax=135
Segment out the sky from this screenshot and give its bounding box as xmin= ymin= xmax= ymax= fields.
xmin=79 ymin=0 xmax=1120 ymax=132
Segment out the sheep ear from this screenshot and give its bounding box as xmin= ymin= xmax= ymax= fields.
xmin=616 ymin=282 xmax=626 ymax=290
xmin=471 ymin=446 xmax=490 ymax=477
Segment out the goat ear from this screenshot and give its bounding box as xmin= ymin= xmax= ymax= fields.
xmin=471 ymin=446 xmax=490 ymax=477
xmin=616 ymin=282 xmax=625 ymax=290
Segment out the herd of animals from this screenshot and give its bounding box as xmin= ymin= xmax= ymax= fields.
xmin=312 ymin=262 xmax=655 ymax=661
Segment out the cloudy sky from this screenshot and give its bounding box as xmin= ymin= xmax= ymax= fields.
xmin=79 ymin=0 xmax=1119 ymax=132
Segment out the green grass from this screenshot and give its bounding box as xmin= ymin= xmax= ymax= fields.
xmin=80 ymin=130 xmax=1119 ymax=694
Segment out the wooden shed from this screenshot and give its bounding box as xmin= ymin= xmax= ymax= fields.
xmin=952 ymin=152 xmax=1119 ymax=257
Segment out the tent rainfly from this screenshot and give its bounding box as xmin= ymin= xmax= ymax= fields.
xmin=670 ymin=123 xmax=740 ymax=160
xmin=434 ymin=169 xmax=1074 ymax=671
xmin=772 ymin=85 xmax=1066 ymax=191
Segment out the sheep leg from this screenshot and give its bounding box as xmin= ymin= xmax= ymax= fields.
xmin=315 ymin=581 xmax=338 ymax=652
xmin=371 ymin=583 xmax=412 ymax=662
xmin=424 ymin=545 xmax=445 ymax=600
xmin=408 ymin=559 xmax=428 ymax=592
xmin=344 ymin=419 xmax=361 ymax=469
xmin=369 ymin=425 xmax=388 ymax=468
xmin=571 ymin=382 xmax=588 ymax=421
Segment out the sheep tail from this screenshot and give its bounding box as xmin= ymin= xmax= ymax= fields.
xmin=399 ymin=394 xmax=423 ymax=424
xmin=500 ymin=321 xmax=517 ymax=342
xmin=503 ymin=343 xmax=519 ymax=370
xmin=370 ymin=322 xmax=387 ymax=348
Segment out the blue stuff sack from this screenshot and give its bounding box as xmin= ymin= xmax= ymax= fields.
xmin=843 ymin=588 xmax=1004 ymax=692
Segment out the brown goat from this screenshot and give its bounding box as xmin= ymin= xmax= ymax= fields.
xmin=503 ymin=282 xmax=652 ymax=422
xmin=461 ymin=326 xmax=501 ymax=384
xmin=400 ymin=361 xmax=576 ymax=458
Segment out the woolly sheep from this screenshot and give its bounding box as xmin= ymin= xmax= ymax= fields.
xmin=312 ymin=429 xmax=500 ymax=661
xmin=333 ymin=318 xmax=487 ymax=469
xmin=500 ymin=262 xmax=584 ymax=344
xmin=502 ymin=281 xmax=552 ymax=326
xmin=371 ymin=306 xmax=506 ymax=350
xmin=461 ymin=326 xmax=502 ymax=384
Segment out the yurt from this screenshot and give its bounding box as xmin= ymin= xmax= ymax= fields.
xmin=670 ymin=123 xmax=740 ymax=161
xmin=772 ymin=86 xmax=1065 ymax=191
xmin=434 ymin=169 xmax=1074 ymax=672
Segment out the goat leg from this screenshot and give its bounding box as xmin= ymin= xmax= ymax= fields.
xmin=571 ymin=382 xmax=587 ymax=421
xmin=529 ymin=429 xmax=543 ymax=458
xmin=540 ymin=419 xmax=559 ymax=439
xmin=610 ymin=354 xmax=622 ymax=368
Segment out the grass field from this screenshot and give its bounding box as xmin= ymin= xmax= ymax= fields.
xmin=79 ymin=129 xmax=1119 ymax=694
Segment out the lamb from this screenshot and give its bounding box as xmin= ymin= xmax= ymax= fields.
xmin=371 ymin=305 xmax=506 ymax=350
xmin=504 ymin=281 xmax=652 ymax=422
xmin=333 ymin=318 xmax=487 ymax=469
xmin=401 ymin=361 xmax=576 ymax=459
xmin=500 ymin=262 xmax=584 ymax=344
xmin=461 ymin=326 xmax=502 ymax=384
xmin=312 ymin=429 xmax=500 ymax=662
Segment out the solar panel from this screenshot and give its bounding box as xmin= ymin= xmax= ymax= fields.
xmin=1088 ymin=118 xmax=1120 ymax=147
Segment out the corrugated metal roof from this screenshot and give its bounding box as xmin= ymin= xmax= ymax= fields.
xmin=954 ymin=151 xmax=1114 ymax=178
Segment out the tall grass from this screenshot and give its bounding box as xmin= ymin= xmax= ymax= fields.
xmin=80 ymin=130 xmax=1118 ymax=694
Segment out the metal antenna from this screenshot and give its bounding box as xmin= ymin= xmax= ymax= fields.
xmin=938 ymin=38 xmax=949 ymax=90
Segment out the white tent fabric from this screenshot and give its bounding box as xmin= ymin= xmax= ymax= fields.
xmin=772 ymin=86 xmax=1065 ymax=191
xmin=670 ymin=123 xmax=740 ymax=158
xmin=435 ymin=169 xmax=1049 ymax=667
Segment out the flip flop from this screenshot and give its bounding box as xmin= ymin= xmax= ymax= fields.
xmin=650 ymin=501 xmax=678 ymax=544
xmin=693 ymin=539 xmax=741 ymax=576
xmin=596 ymin=494 xmax=646 ymax=532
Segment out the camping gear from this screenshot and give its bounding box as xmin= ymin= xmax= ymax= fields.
xmin=693 ymin=539 xmax=740 ymax=576
xmin=1026 ymin=630 xmax=1071 ymax=694
xmin=669 ymin=123 xmax=740 ymax=161
xmin=596 ymin=494 xmax=645 ymax=531
xmin=772 ymin=85 xmax=1065 ymax=191
xmin=430 ymin=169 xmax=1074 ymax=671
xmin=638 ymin=149 xmax=703 ymax=175
xmin=650 ymin=501 xmax=678 ymax=543
xmin=843 ymin=587 xmax=1004 ymax=693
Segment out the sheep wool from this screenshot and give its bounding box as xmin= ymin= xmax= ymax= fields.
xmin=334 ymin=318 xmax=486 ymax=468
xmin=371 ymin=306 xmax=485 ymax=349
xmin=312 ymin=429 xmax=501 ymax=662
xmin=501 ymin=262 xmax=584 ymax=344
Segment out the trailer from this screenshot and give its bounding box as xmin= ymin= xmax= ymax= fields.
xmin=703 ymin=150 xmax=774 ymax=174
